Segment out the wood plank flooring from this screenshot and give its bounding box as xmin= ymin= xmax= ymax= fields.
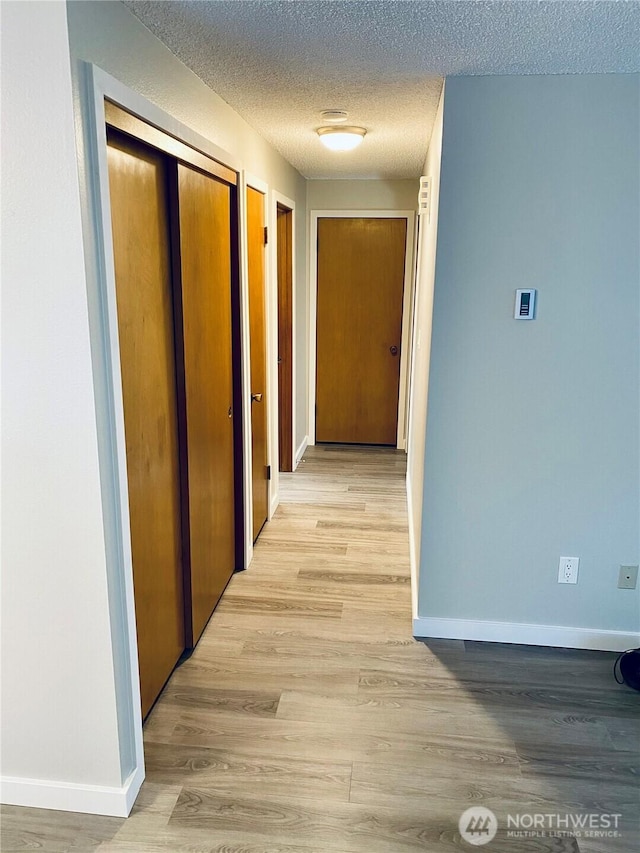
xmin=2 ymin=445 xmax=638 ymax=852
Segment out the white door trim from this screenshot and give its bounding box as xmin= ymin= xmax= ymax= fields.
xmin=308 ymin=210 xmax=416 ymax=448
xmin=241 ymin=173 xmax=271 ymax=561
xmin=269 ymin=192 xmax=297 ymax=515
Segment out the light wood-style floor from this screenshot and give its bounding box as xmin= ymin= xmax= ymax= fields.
xmin=2 ymin=445 xmax=639 ymax=852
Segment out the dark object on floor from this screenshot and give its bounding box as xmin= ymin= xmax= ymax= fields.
xmin=614 ymin=648 xmax=640 ymax=691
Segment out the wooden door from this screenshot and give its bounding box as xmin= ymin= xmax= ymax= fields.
xmin=316 ymin=217 xmax=407 ymax=445
xmin=106 ymin=130 xmax=184 ymax=718
xmin=247 ymin=187 xmax=269 ymax=540
xmin=176 ymin=162 xmax=236 ymax=645
xmin=276 ymin=205 xmax=293 ymax=471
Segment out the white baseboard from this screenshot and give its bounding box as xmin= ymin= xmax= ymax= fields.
xmin=405 ymin=474 xmax=418 ymax=619
xmin=413 ymin=616 xmax=639 ymax=652
xmin=294 ymin=436 xmax=309 ymax=469
xmin=0 ymin=764 xmax=144 ymax=817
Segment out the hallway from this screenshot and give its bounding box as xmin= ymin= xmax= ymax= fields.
xmin=2 ymin=446 xmax=638 ymax=851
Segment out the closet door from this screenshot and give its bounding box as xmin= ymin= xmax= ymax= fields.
xmin=176 ymin=163 xmax=236 ymax=644
xmin=106 ymin=130 xmax=184 ymax=718
xmin=247 ymin=186 xmax=269 ymax=540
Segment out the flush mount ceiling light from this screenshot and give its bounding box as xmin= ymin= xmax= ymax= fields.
xmin=317 ymin=126 xmax=367 ymax=152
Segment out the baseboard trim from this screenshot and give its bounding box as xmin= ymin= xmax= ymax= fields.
xmin=0 ymin=764 xmax=144 ymax=817
xmin=294 ymin=436 xmax=309 ymax=469
xmin=413 ymin=617 xmax=639 ymax=652
xmin=269 ymin=492 xmax=279 ymax=519
xmin=405 ymin=474 xmax=419 ymax=619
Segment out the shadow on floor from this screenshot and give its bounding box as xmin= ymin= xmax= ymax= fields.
xmin=419 ymin=638 xmax=639 ymax=853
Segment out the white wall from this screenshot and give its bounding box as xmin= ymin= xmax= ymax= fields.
xmin=417 ymin=75 xmax=640 ymax=648
xmin=1 ymin=0 xmax=127 ymax=810
xmin=406 ymin=90 xmax=445 ymax=614
xmin=295 ymin=185 xmax=308 ymax=456
xmin=307 ymin=179 xmax=417 ymax=212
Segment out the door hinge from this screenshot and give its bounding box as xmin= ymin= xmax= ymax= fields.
xmin=264 ymin=226 xmax=268 ymax=245
xmin=267 ymin=465 xmax=272 ymax=480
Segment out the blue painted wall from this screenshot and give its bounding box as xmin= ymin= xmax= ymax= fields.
xmin=420 ymin=75 xmax=639 ymax=631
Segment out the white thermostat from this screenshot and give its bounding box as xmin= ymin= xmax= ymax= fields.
xmin=514 ymin=289 xmax=537 ymax=320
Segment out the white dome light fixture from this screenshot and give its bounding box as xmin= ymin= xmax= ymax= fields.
xmin=317 ymin=126 xmax=367 ymax=152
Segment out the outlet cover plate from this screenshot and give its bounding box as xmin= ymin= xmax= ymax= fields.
xmin=558 ymin=556 xmax=579 ymax=584
xmin=618 ymin=565 xmax=639 ymax=590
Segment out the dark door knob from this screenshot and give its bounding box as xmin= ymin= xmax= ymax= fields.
xmin=389 ymin=345 xmax=398 ymax=356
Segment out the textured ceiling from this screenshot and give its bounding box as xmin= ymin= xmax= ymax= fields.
xmin=125 ymin=1 xmax=640 ymax=180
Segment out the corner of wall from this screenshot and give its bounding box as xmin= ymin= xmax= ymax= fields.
xmin=405 ymin=81 xmax=446 ymax=619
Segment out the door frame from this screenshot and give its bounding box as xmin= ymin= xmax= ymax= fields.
xmin=82 ymin=63 xmax=244 ymax=813
xmin=270 ymin=192 xmax=298 ymax=502
xmin=240 ymin=173 xmax=272 ymax=562
xmin=308 ymin=210 xmax=416 ymax=449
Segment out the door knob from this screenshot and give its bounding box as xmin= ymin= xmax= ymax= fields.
xmin=251 ymin=392 xmax=263 ymax=403
xmin=389 ymin=345 xmax=398 ymax=356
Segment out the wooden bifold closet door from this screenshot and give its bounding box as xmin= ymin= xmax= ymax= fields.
xmin=176 ymin=163 xmax=236 ymax=645
xmin=106 ymin=108 xmax=239 ymax=716
xmin=107 ymin=130 xmax=184 ymax=718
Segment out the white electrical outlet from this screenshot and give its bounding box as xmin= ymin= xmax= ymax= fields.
xmin=618 ymin=565 xmax=638 ymax=590
xmin=558 ymin=556 xmax=579 ymax=584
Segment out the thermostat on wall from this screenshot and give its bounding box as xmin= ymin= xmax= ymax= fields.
xmin=514 ymin=289 xmax=537 ymax=320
